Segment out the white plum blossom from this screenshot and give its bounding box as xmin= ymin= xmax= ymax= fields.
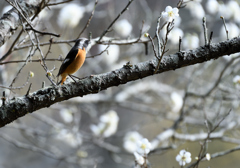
xmin=134 ymin=152 xmax=145 ymax=165
xmin=206 ymin=0 xmax=219 ymax=14
xmin=171 ymin=92 xmax=183 ymax=113
xmin=186 ymin=2 xmax=205 ymax=20
xmin=55 ymin=129 xmax=82 ymax=148
xmin=218 ymin=3 xmax=232 ymax=20
xmin=136 ymin=138 xmax=152 ymax=156
xmin=59 ymin=109 xmax=74 ymax=123
xmin=114 ymin=19 xmax=132 ymax=37
xmin=90 ymin=122 xmax=106 ymax=137
xmin=99 ymin=45 xmax=120 ymax=65
xmin=182 ymin=33 xmax=199 ymax=49
xmin=123 ymin=131 xmax=143 ymax=153
xmin=176 ymin=150 xmax=192 ymax=166
xmin=58 ymin=4 xmax=85 ymax=28
xmin=233 ymin=75 xmax=240 ymax=84
xmin=90 ymin=110 xmax=119 ymax=138
xmin=169 ymin=28 xmax=184 ymax=45
xmin=160 ymin=24 xmax=183 ymax=45
xmin=227 ymin=1 xmax=240 ymax=23
xmin=206 ymin=153 xmax=211 ymax=161
xmin=174 ymin=17 xmax=182 ymax=27
xmin=162 ymin=6 xmax=179 ymax=22
xmin=220 ymin=1 xmax=240 ymax=22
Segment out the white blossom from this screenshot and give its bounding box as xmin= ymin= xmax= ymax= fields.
xmin=123 ymin=131 xmax=143 ymax=153
xmin=134 ymin=152 xmax=145 ymax=165
xmin=187 ymin=2 xmax=205 ymax=20
xmin=55 ymin=129 xmax=82 ymax=147
xmin=227 ymin=1 xmax=240 ymax=23
xmin=171 ymin=92 xmax=183 ymax=113
xmin=162 ymin=6 xmax=179 ymax=22
xmin=114 ymin=19 xmax=132 ymax=37
xmin=58 ymin=4 xmax=85 ymax=28
xmin=59 ymin=109 xmax=73 ymax=123
xmin=182 ymin=33 xmax=199 ymax=49
xmin=90 ymin=110 xmax=119 ymax=138
xmin=90 ymin=122 xmax=106 ymax=137
xmin=206 ymin=0 xmax=219 ymax=14
xmin=206 ymin=153 xmax=211 ymax=161
xmin=176 ymin=150 xmax=192 ymax=166
xmin=233 ymin=75 xmax=240 ymax=84
xmin=136 ymin=138 xmax=152 ymax=155
xmin=169 ymin=28 xmax=184 ymax=45
xmin=99 ymin=45 xmax=120 ymax=65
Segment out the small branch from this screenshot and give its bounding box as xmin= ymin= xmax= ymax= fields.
xmin=47 ymin=0 xmax=74 ymax=6
xmin=77 ymin=0 xmax=98 ymax=38
xmin=220 ymin=16 xmax=228 ymax=40
xmin=1 ymin=37 xmax=240 ymax=127
xmin=44 ymin=37 xmax=53 ymax=59
xmin=147 ymin=34 xmax=159 ymax=60
xmin=188 ymin=56 xmax=237 ymax=98
xmin=5 ymin=0 xmax=60 ymax=37
xmin=25 ymin=83 xmax=32 ymax=96
xmin=86 ymin=45 xmax=110 ymax=59
xmin=154 ymin=21 xmax=173 ymax=74
xmin=136 ymin=20 xmax=145 ymax=42
xmin=9 ymin=47 xmax=36 ymax=89
xmin=208 ymin=31 xmax=213 ymax=46
xmin=202 ymin=17 xmax=208 ymax=45
xmin=98 ymin=0 xmax=135 ymax=42
xmin=0 ymin=29 xmax=23 ymax=62
xmin=0 ymin=58 xmax=63 ymax=65
xmin=1 ymin=91 xmax=6 ymax=106
xmin=179 ymin=36 xmax=182 ymax=52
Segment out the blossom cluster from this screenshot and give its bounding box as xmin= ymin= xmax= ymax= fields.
xmin=90 ymin=110 xmax=119 ymax=138
xmin=123 ymin=131 xmax=152 ymax=166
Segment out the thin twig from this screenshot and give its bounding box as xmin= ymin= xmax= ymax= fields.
xmin=179 ymin=36 xmax=182 ymax=52
xmin=86 ymin=45 xmax=110 ymax=58
xmin=147 ymin=34 xmax=159 ymax=60
xmin=77 ymin=0 xmax=98 ymax=38
xmin=5 ymin=0 xmax=60 ymax=37
xmin=0 ymin=29 xmax=24 ymax=62
xmin=1 ymin=91 xmax=6 ymax=106
xmin=220 ymin=16 xmax=228 ymax=40
xmin=25 ymin=83 xmax=32 ymax=96
xmin=9 ymin=47 xmax=36 ymax=89
xmin=44 ymin=37 xmax=53 ymax=59
xmin=47 ymin=0 xmax=74 ymax=6
xmin=202 ymin=17 xmax=208 ymax=45
xmin=154 ymin=21 xmax=174 ymax=74
xmin=98 ymin=0 xmax=135 ymax=42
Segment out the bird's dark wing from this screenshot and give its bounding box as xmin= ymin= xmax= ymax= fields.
xmin=57 ymin=48 xmax=78 ymax=76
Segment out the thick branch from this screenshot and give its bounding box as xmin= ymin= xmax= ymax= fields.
xmin=0 ymin=37 xmax=240 ymax=127
xmin=0 ymin=0 xmax=42 ymax=47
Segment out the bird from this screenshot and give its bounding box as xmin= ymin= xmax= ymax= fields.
xmin=57 ymin=38 xmax=91 ymax=85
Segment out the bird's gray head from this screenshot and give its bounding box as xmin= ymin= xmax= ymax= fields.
xmin=75 ymin=38 xmax=93 ymax=53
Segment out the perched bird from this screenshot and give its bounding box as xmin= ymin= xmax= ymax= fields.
xmin=57 ymin=38 xmax=91 ymax=85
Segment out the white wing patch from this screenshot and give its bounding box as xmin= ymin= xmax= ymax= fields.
xmin=63 ymin=58 xmax=70 ymax=64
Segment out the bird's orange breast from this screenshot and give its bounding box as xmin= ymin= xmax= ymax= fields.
xmin=63 ymin=48 xmax=86 ymax=75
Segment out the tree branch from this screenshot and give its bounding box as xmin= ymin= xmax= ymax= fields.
xmin=0 ymin=37 xmax=240 ymax=127
xmin=0 ymin=0 xmax=43 ymax=47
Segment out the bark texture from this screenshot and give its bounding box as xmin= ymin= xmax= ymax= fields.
xmin=0 ymin=0 xmax=41 ymax=47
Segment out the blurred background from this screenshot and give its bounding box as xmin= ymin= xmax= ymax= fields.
xmin=0 ymin=0 xmax=240 ymax=167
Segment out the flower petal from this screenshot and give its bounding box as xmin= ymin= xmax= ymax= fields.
xmin=165 ymin=6 xmax=173 ymax=12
